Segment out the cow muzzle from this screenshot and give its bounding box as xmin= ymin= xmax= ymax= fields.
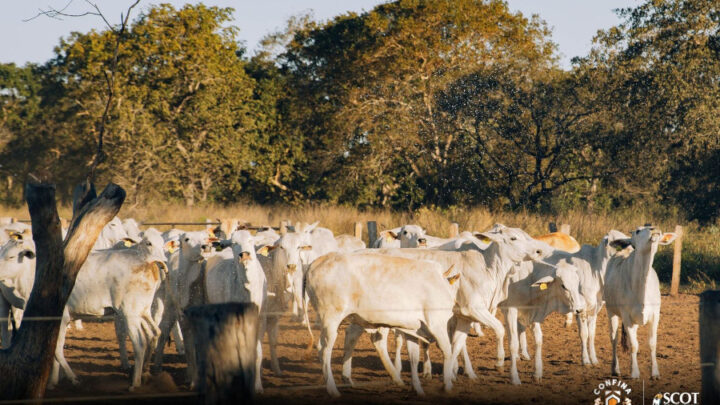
xmin=240 ymin=251 xmax=251 ymax=262
xmin=418 ymin=238 xmax=427 ymax=247
xmin=287 ymin=264 xmax=297 ymax=273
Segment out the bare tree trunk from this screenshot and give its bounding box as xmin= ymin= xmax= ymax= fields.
xmin=0 ymin=182 xmax=125 ymax=399
xmin=185 ymin=303 xmax=259 ymax=405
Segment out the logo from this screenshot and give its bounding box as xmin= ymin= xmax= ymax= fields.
xmin=593 ymin=379 xmax=632 ymax=405
xmin=653 ymin=392 xmax=699 ymax=405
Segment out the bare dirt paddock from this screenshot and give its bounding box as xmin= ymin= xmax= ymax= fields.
xmin=44 ymin=294 xmax=700 ymax=405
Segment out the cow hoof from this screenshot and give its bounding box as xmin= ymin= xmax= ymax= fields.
xmin=328 ymin=388 xmax=341 ymax=398
xmin=341 ymin=376 xmax=354 ymax=387
xmin=70 ymin=378 xmax=80 ymax=386
xmin=650 ymin=374 xmax=660 ymax=380
xmin=521 ymin=354 xmax=531 ymax=361
xmin=495 ymin=364 xmax=504 ymax=372
xmin=533 ymin=375 xmax=542 ymax=383
xmin=510 ymin=377 xmax=521 ymax=385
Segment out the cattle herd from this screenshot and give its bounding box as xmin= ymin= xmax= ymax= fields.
xmin=0 ymin=216 xmax=677 ymax=397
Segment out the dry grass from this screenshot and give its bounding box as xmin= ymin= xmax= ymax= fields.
xmin=2 ymin=202 xmax=717 ymax=290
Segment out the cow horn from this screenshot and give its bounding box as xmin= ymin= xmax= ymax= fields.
xmin=442 ymin=264 xmax=455 ymax=278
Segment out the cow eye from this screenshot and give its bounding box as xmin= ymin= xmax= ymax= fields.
xmin=6 ymin=256 xmax=16 ymax=260
xmin=184 ymin=238 xmax=189 ymax=242
xmin=403 ymin=231 xmax=407 ymax=235
xmin=561 ymin=284 xmax=568 ymax=291
xmin=510 ymin=236 xmax=517 ymax=241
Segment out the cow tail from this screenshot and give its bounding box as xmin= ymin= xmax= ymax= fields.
xmin=620 ymin=322 xmax=629 ymax=352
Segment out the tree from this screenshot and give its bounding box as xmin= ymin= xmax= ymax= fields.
xmin=279 ymin=0 xmax=557 ymax=208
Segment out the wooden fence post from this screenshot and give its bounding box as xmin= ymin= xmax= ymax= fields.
xmin=449 ymin=222 xmax=459 ymax=238
xmin=548 ymin=222 xmax=558 ymax=233
xmin=701 ymin=291 xmax=720 ymax=404
xmin=367 ymin=221 xmax=377 ymax=248
xmin=280 ymin=220 xmax=288 ymax=235
xmin=354 ymin=222 xmax=363 ymax=240
xmin=670 ymin=225 xmax=683 ymax=297
xmin=560 ymin=224 xmax=571 ymax=234
xmin=185 ymin=303 xmax=260 ymax=405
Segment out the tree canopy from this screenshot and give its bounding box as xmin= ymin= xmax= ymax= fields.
xmin=0 ymin=0 xmax=718 ymax=222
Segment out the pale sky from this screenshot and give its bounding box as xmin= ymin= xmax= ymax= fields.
xmin=0 ymin=1 xmax=638 ymax=69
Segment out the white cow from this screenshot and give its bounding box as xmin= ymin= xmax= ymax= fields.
xmin=545 ymin=230 xmax=630 ymax=365
xmin=93 ymin=216 xmax=130 ymax=250
xmin=0 ymin=238 xmax=35 ymax=348
xmin=500 ymin=259 xmax=586 ymax=384
xmin=203 ymin=230 xmax=268 ymax=392
xmin=604 ymin=225 xmax=675 ymax=379
xmin=343 ymin=229 xmax=549 ymax=383
xmin=372 ymin=227 xmax=402 ymax=248
xmin=51 ymin=232 xmax=168 ymax=390
xmin=122 ymin=218 xmax=143 ymax=241
xmin=153 ymin=230 xmax=215 ymax=383
xmin=305 ymin=252 xmax=457 ymax=397
xmin=254 ymin=227 xmax=280 ymax=248
xmin=335 ymin=234 xmax=365 ymax=252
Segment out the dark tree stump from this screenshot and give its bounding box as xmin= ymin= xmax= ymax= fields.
xmin=701 ymin=290 xmax=720 ymax=404
xmin=185 ymin=303 xmax=259 ymax=405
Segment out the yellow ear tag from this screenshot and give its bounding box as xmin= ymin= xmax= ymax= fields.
xmin=10 ymin=234 xmax=20 ymax=240
xmin=124 ymin=240 xmax=132 ymax=247
xmin=478 ymin=235 xmax=491 ymax=243
xmin=539 ymin=283 xmax=548 ymax=291
xmin=168 ymin=246 xmax=176 ymax=253
xmin=259 ymin=247 xmax=269 ymax=257
xmin=448 ymin=274 xmax=460 ymax=285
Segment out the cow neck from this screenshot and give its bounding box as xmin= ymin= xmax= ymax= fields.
xmin=583 ymin=242 xmax=609 ymax=282
xmin=482 ymin=242 xmax=514 ymax=280
xmin=627 ymin=244 xmax=657 ymax=305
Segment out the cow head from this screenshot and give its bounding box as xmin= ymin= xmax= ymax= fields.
xmin=475 ymin=223 xmax=550 ymax=264
xmin=396 ymin=224 xmax=427 ymax=248
xmin=532 ymin=260 xmax=586 ymax=314
xmin=136 ymin=231 xmax=167 ymax=264
xmin=178 ymin=231 xmax=216 ymax=263
xmin=615 ymin=225 xmax=676 ymax=255
xmin=230 ymin=230 xmax=259 ymax=264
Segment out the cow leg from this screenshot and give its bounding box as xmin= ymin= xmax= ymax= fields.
xmin=267 ymin=314 xmax=282 ymax=375
xmin=427 ymin=317 xmax=453 ymax=393
xmin=450 ymin=317 xmax=477 ymax=380
xmin=519 ymin=323 xmax=530 ymax=361
xmin=626 ymin=322 xmax=640 ymax=379
xmin=151 ymin=303 xmax=177 ymax=373
xmin=649 ymin=311 xmax=660 ymax=379
xmin=114 ymin=314 xmax=131 ymax=370
xmin=320 ymin=317 xmax=342 ymax=397
xmin=50 ymin=310 xmax=78 ymax=388
xmin=608 ymin=314 xmax=621 ymax=376
xmin=505 ymin=308 xmax=521 ymax=385
xmin=469 ymin=307 xmax=505 ymax=370
xmin=255 ymin=314 xmax=266 ymax=394
xmin=405 ymin=335 xmax=424 ymax=396
xmin=73 ymin=319 xmax=84 ymax=330
xmin=588 ymin=313 xmax=599 ymax=365
xmin=577 ymin=313 xmax=591 ymax=365
xmin=472 ymin=321 xmax=484 ymax=337
xmin=172 ymin=321 xmax=185 ymax=355
xmin=422 ymin=342 xmax=431 ymax=379
xmin=341 ymin=323 xmax=364 ymax=385
xmin=370 ymin=328 xmax=403 ymax=387
xmin=393 ymin=329 xmax=403 ymax=373
xmin=565 ymin=312 xmax=573 ymax=328
xmin=532 ymin=322 xmax=543 ymax=382
xmin=127 ymin=317 xmax=147 ymax=391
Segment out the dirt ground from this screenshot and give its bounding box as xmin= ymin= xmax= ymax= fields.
xmin=44 ymin=294 xmax=701 ymax=405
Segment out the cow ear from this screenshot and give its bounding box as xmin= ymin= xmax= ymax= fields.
xmin=123 ymin=237 xmax=137 ymax=247
xmin=532 ymin=275 xmax=555 ymax=289
xmin=659 ymin=233 xmax=677 ymax=245
xmin=610 ymin=238 xmax=632 ymax=250
xmin=164 ymin=240 xmax=179 ymax=253
xmin=473 ymin=233 xmax=492 ymax=244
xmin=257 ymin=245 xmax=278 ymax=257
xmin=305 ymin=221 xmax=320 ymax=233
xmin=387 ymin=231 xmax=399 ymax=240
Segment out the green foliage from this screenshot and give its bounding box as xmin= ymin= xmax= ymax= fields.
xmin=0 ymin=0 xmax=718 ymax=225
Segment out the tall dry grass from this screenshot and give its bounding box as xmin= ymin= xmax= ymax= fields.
xmin=2 ymin=202 xmax=716 ymax=292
